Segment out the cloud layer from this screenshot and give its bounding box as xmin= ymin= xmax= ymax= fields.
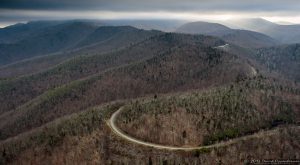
xmin=1 ymin=0 xmax=300 ymax=27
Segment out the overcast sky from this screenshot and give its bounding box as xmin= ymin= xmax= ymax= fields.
xmin=1 ymin=0 xmax=300 ymax=27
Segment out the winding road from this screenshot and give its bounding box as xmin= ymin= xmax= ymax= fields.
xmin=107 ymin=107 xmax=292 ymax=151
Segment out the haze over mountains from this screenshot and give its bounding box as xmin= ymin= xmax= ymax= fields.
xmin=176 ymin=21 xmax=278 ymax=48
xmin=223 ymin=18 xmax=300 ymax=44
xmin=1 ymin=18 xmax=300 ymax=67
xmin=0 ymin=17 xmax=299 ymax=164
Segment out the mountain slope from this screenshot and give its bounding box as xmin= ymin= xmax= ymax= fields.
xmin=118 ymin=82 xmax=297 ymax=147
xmin=255 ymin=44 xmax=300 ymax=81
xmin=0 ymin=33 xmax=255 ymax=140
xmin=0 ymin=30 xmax=166 ymax=114
xmin=176 ymin=21 xmax=278 ymax=48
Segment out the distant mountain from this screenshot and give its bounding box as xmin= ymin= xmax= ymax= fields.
xmin=0 ymin=20 xmax=107 ymax=44
xmin=101 ymin=19 xmax=187 ymax=32
xmin=0 ymin=21 xmax=64 ymax=44
xmin=176 ymin=21 xmax=232 ymax=36
xmin=223 ymin=18 xmax=277 ymax=31
xmin=0 ymin=20 xmax=168 ymax=67
xmin=176 ymin=21 xmax=278 ymax=48
xmin=221 ymin=30 xmax=278 ymax=48
xmin=226 ymin=18 xmax=300 ymax=44
xmin=0 ymin=21 xmax=98 ymax=65
xmin=0 ymin=26 xmax=160 ymax=78
xmin=76 ymin=26 xmax=159 ymax=47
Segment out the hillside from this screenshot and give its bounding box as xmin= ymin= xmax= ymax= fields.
xmin=255 ymin=44 xmax=300 ymax=81
xmin=176 ymin=21 xmax=278 ymax=48
xmin=117 ymin=81 xmax=298 ymax=147
xmin=215 ymin=37 xmax=300 ymax=83
xmin=0 ymin=78 xmax=299 ymax=164
xmin=0 ymin=33 xmax=208 ymax=115
xmin=0 ymin=33 xmax=256 ymax=141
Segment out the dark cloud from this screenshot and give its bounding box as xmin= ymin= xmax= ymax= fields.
xmin=1 ymin=0 xmax=300 ymax=12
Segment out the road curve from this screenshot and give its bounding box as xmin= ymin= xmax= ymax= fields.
xmin=107 ymin=107 xmax=290 ymax=151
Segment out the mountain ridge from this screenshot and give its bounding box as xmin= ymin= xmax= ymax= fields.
xmin=176 ymin=21 xmax=278 ymax=48
xmin=225 ymin=18 xmax=300 ymax=43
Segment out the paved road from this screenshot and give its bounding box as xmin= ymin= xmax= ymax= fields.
xmin=107 ymin=107 xmax=291 ymax=151
xmin=214 ymin=44 xmax=230 ymax=49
